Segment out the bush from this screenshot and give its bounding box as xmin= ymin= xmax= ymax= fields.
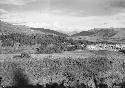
xmin=20 ymin=52 xmax=31 ymax=58
xmin=119 ymin=49 xmax=125 ymax=54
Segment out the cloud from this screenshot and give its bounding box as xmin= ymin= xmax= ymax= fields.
xmin=110 ymin=0 xmax=125 ymax=8
xmin=0 ymin=9 xmax=9 ymax=20
xmin=0 ymin=0 xmax=37 ymax=5
xmin=0 ymin=9 xmax=8 ymax=14
xmin=49 ymin=0 xmax=125 ymax=16
xmin=2 ymin=11 xmax=125 ymax=32
xmin=1 ymin=0 xmax=125 ymax=32
xmin=1 ymin=0 xmax=125 ymax=16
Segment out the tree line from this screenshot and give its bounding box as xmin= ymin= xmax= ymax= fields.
xmin=0 ymin=32 xmax=94 ymax=54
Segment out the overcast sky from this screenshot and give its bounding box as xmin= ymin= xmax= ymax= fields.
xmin=0 ymin=0 xmax=125 ymax=32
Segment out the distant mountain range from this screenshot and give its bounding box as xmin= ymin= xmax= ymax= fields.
xmin=72 ymin=28 xmax=125 ymax=43
xmin=71 ymin=31 xmax=95 ymax=37
xmin=0 ymin=20 xmax=68 ymax=36
xmin=0 ymin=20 xmax=34 ymax=34
xmin=1 ymin=20 xmax=125 ymax=43
xmin=30 ymin=28 xmax=68 ymax=36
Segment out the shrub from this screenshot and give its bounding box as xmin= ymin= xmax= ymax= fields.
xmin=119 ymin=49 xmax=125 ymax=54
xmin=20 ymin=52 xmax=31 ymax=58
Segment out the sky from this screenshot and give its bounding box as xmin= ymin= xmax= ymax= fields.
xmin=0 ymin=0 xmax=125 ymax=32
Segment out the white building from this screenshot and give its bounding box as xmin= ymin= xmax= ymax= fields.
xmin=86 ymin=43 xmax=124 ymax=51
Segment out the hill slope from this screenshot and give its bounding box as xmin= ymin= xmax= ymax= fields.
xmin=30 ymin=28 xmax=68 ymax=36
xmin=0 ymin=20 xmax=35 ymax=34
xmin=71 ymin=28 xmax=125 ymax=43
xmin=71 ymin=31 xmax=95 ymax=37
xmin=0 ymin=20 xmax=69 ymax=36
xmin=112 ymin=28 xmax=125 ymax=39
xmin=0 ymin=21 xmax=71 ymax=54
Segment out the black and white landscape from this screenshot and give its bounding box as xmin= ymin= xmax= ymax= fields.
xmin=1 ymin=0 xmax=125 ymax=88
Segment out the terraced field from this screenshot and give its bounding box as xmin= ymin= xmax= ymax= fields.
xmin=0 ymin=50 xmax=125 ymax=88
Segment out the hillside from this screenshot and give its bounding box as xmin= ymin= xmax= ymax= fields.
xmin=0 ymin=20 xmax=68 ymax=36
xmin=30 ymin=28 xmax=68 ymax=37
xmin=71 ymin=28 xmax=125 ymax=43
xmin=0 ymin=20 xmax=35 ymax=34
xmin=71 ymin=31 xmax=95 ymax=37
xmin=112 ymin=28 xmax=125 ymax=39
xmin=0 ymin=20 xmax=73 ymax=54
xmin=72 ymin=28 xmax=117 ymax=38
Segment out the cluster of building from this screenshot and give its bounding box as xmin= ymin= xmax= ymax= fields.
xmin=86 ymin=43 xmax=125 ymax=51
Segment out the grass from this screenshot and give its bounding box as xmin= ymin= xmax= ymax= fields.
xmin=0 ymin=50 xmax=125 ymax=88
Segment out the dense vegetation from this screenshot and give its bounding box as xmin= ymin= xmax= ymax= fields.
xmin=0 ymin=33 xmax=66 ymax=54
xmin=0 ymin=67 xmax=90 ymax=88
xmin=119 ymin=49 xmax=125 ymax=54
xmin=0 ymin=32 xmax=90 ymax=54
xmin=1 ymin=50 xmax=125 ymax=88
xmin=1 ymin=20 xmax=125 ymax=88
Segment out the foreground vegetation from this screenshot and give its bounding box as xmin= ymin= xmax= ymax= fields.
xmin=0 ymin=50 xmax=125 ymax=88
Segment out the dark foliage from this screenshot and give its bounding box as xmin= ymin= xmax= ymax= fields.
xmin=20 ymin=52 xmax=31 ymax=58
xmin=119 ymin=49 xmax=125 ymax=54
xmin=76 ymin=83 xmax=90 ymax=88
xmin=1 ymin=71 xmax=124 ymax=88
xmin=98 ymin=84 xmax=108 ymax=88
xmin=0 ymin=32 xmax=93 ymax=54
xmin=113 ymin=81 xmax=125 ymax=88
xmin=71 ymin=31 xmax=95 ymax=37
xmin=0 ymin=77 xmax=2 ymax=87
xmin=0 ymin=33 xmax=70 ymax=53
xmin=12 ymin=69 xmax=29 ymax=87
xmin=120 ymin=82 xmax=125 ymax=88
xmin=0 ymin=65 xmax=97 ymax=88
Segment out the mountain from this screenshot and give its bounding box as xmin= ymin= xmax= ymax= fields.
xmin=2 ymin=20 xmax=125 ymax=43
xmin=0 ymin=20 xmax=71 ymax=54
xmin=90 ymin=28 xmax=117 ymax=38
xmin=0 ymin=20 xmax=69 ymax=36
xmin=30 ymin=28 xmax=68 ymax=36
xmin=0 ymin=20 xmax=35 ymax=34
xmin=72 ymin=28 xmax=117 ymax=37
xmin=71 ymin=31 xmax=95 ymax=37
xmin=71 ymin=28 xmax=125 ymax=43
xmin=111 ymin=28 xmax=125 ymax=39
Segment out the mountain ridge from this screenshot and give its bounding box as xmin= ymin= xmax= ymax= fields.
xmin=30 ymin=27 xmax=68 ymax=37
xmin=0 ymin=20 xmax=68 ymax=36
xmin=1 ymin=20 xmax=125 ymax=43
xmin=71 ymin=28 xmax=125 ymax=43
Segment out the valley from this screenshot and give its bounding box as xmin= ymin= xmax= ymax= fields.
xmin=0 ymin=20 xmax=125 ymax=88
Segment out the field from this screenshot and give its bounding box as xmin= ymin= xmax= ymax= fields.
xmin=1 ymin=50 xmax=125 ymax=88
